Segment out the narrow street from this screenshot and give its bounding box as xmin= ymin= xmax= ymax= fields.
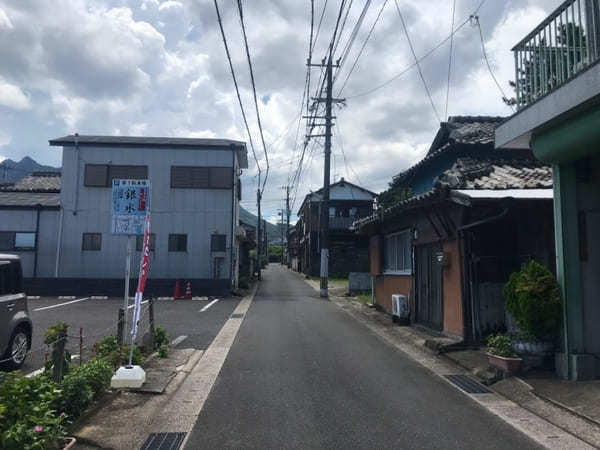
xmin=184 ymin=265 xmax=540 ymax=449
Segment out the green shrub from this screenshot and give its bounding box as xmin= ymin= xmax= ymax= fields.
xmin=93 ymin=335 xmax=142 ymax=367
xmin=504 ymin=260 xmax=562 ymax=341
xmin=74 ymin=359 xmax=113 ymax=399
xmin=0 ymin=373 xmax=66 ymax=450
xmin=158 ymin=344 xmax=168 ymax=359
xmin=487 ymin=334 xmax=516 ymax=357
xmin=59 ymin=371 xmax=93 ymax=419
xmin=153 ymin=326 xmax=169 ymax=351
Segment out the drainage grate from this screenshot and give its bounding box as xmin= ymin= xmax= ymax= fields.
xmin=231 ymin=313 xmax=244 ymax=318
xmin=445 ymin=375 xmax=492 ymax=394
xmin=140 ymin=432 xmax=186 ymax=450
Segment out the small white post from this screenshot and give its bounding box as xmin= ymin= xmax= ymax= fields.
xmin=123 ymin=235 xmax=133 ymax=338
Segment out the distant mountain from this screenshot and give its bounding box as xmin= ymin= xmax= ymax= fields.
xmin=240 ymin=206 xmax=284 ymax=243
xmin=0 ymin=156 xmax=60 ymax=184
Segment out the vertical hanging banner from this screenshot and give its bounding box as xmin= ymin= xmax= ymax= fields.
xmin=111 ymin=179 xmax=150 ymax=235
xmin=131 ymin=211 xmax=151 ymax=340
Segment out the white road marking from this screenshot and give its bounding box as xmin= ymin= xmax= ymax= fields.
xmin=170 ymin=335 xmax=187 ymax=346
xmin=33 ymin=297 xmax=90 ymax=312
xmin=25 ymin=354 xmax=79 ymax=378
xmin=200 ymin=299 xmax=219 ymax=312
xmin=126 ymin=299 xmax=149 ymax=310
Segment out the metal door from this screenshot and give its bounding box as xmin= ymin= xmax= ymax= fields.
xmin=415 ymin=244 xmax=443 ymax=330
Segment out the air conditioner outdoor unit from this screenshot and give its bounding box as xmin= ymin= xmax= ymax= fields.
xmin=391 ymin=294 xmax=409 ymax=325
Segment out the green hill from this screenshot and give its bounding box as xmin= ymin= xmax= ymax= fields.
xmin=240 ymin=207 xmax=283 ymax=243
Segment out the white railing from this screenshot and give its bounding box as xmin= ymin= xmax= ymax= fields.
xmin=512 ymin=0 xmax=600 ymax=109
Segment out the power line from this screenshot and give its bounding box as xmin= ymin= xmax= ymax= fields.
xmin=445 ymin=0 xmax=457 ymax=120
xmin=394 ymin=0 xmax=441 ymax=123
xmin=337 ymin=0 xmax=372 ymax=74
xmin=237 ymin=0 xmax=270 ymax=193
xmin=213 ymin=0 xmax=261 ymax=181
xmin=346 ymin=0 xmax=487 ymax=100
xmin=472 ymin=14 xmax=515 ymax=112
xmin=337 ymin=0 xmax=388 ymax=96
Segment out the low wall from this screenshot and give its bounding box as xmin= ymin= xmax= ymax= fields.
xmin=24 ymin=278 xmax=231 ymax=297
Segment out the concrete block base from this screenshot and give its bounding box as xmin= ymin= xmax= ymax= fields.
xmin=110 ymin=365 xmax=146 ymax=388
xmin=555 ymin=352 xmax=597 ymax=380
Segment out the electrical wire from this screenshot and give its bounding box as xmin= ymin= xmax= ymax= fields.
xmin=212 ymin=0 xmax=261 ymax=185
xmin=473 ymin=14 xmax=515 ymax=112
xmin=337 ymin=0 xmax=372 ymax=74
xmin=237 ymin=0 xmax=270 ymax=193
xmin=346 ymin=0 xmax=487 ymax=100
xmin=394 ymin=0 xmax=441 ymax=123
xmin=445 ymin=0 xmax=457 ymax=120
xmin=337 ymin=0 xmax=389 ymax=96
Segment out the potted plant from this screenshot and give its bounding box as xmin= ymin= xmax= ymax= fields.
xmin=504 ymin=260 xmax=561 ymax=357
xmin=487 ymin=334 xmax=522 ymax=374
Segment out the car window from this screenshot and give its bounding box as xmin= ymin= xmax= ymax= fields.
xmin=0 ymin=261 xmax=23 ymax=296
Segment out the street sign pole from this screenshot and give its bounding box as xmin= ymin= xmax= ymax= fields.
xmin=123 ymin=235 xmax=133 ymax=339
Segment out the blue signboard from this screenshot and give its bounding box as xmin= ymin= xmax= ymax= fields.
xmin=111 ymin=179 xmax=150 ymax=235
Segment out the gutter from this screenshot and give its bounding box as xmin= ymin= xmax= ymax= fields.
xmin=33 ymin=205 xmax=41 ymax=278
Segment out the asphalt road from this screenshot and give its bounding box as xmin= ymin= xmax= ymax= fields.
xmin=185 ymin=264 xmax=541 ymax=449
xmin=18 ymin=296 xmax=240 ymax=375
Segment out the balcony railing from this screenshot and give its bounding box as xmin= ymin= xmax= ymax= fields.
xmin=329 ymin=216 xmax=360 ymax=229
xmin=512 ymin=0 xmax=600 ymax=109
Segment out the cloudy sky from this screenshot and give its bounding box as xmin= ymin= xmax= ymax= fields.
xmin=0 ymin=0 xmax=561 ymax=222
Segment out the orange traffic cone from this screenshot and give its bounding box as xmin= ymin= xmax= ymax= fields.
xmin=184 ymin=281 xmax=192 ymax=299
xmin=173 ymin=280 xmax=181 ymax=300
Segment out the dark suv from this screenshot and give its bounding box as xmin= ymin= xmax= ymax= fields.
xmin=0 ymin=254 xmax=32 ymax=370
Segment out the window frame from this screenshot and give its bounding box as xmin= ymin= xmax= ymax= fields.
xmin=168 ymin=234 xmax=188 ymax=252
xmin=0 ymin=231 xmax=36 ymax=252
xmin=170 ymin=166 xmax=234 ymax=189
xmin=82 ymin=233 xmax=102 ymax=251
xmin=383 ymin=229 xmax=412 ymax=275
xmin=210 ymin=234 xmax=227 ymax=252
xmin=84 ymin=164 xmax=148 ymax=187
xmin=136 ymin=233 xmax=156 ymax=252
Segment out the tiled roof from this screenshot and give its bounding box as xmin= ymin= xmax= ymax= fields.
xmin=392 ymin=116 xmax=506 ymax=187
xmin=443 ymin=116 xmax=504 ymax=146
xmin=434 ymin=158 xmax=552 ymax=190
xmin=0 ymin=192 xmax=60 ymax=207
xmin=1 ymin=173 xmax=61 ymax=192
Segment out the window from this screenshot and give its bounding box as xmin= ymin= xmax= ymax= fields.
xmin=0 ymin=260 xmax=23 ymax=295
xmin=82 ymin=233 xmax=102 ymax=251
xmin=171 ymin=166 xmax=233 ymax=189
xmin=15 ymin=233 xmax=35 ymax=249
xmin=168 ymin=234 xmax=187 ymax=252
xmin=0 ymin=232 xmax=36 ymax=251
xmin=84 ymin=164 xmax=148 ymax=187
xmin=384 ymin=230 xmax=412 ymax=274
xmin=329 ymin=207 xmax=336 ymax=217
xmin=136 ymin=234 xmax=156 ymax=252
xmin=211 ymin=234 xmax=226 ymax=252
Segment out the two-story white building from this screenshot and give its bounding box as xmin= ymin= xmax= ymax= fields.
xmin=2 ymin=135 xmax=247 ymax=297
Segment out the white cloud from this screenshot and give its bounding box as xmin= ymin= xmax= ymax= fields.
xmin=0 ymin=130 xmax=11 ymax=147
xmin=0 ymin=80 xmax=31 ymax=110
xmin=0 ymin=8 xmax=13 ymax=30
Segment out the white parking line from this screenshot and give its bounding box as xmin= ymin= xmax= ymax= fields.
xmin=170 ymin=335 xmax=187 ymax=346
xmin=25 ymin=355 xmax=79 ymax=378
xmin=33 ymin=297 xmax=90 ymax=312
xmin=200 ymin=299 xmax=219 ymax=312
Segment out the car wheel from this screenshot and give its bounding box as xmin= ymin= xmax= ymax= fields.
xmin=3 ymin=328 xmax=30 ymax=370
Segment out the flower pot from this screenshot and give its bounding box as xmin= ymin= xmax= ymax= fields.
xmin=62 ymin=437 xmax=77 ymax=450
xmin=487 ymin=353 xmax=522 ymax=375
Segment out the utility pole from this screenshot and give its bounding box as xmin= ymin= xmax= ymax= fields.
xmin=304 ymin=54 xmax=344 ymax=298
xmin=279 ymin=209 xmax=284 ymax=265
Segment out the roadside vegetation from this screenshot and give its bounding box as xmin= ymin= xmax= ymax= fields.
xmin=0 ymin=321 xmax=171 ymax=449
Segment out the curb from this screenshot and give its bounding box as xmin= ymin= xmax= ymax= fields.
xmin=532 ymin=390 xmax=600 ymax=428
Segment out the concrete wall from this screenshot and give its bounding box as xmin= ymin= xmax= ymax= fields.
xmin=58 ymin=145 xmax=238 ymax=282
xmin=0 ymin=209 xmax=59 ymax=277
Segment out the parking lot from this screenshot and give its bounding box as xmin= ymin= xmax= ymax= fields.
xmin=20 ymin=295 xmax=241 ymax=376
